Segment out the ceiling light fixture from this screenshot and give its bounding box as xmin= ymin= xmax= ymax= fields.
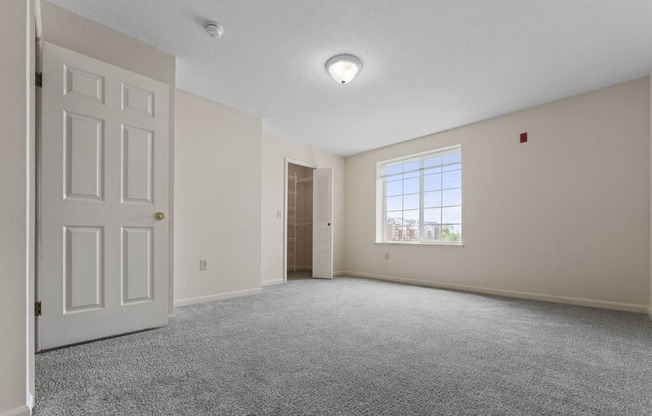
xmin=325 ymin=54 xmax=362 ymax=84
xmin=204 ymin=21 xmax=223 ymax=38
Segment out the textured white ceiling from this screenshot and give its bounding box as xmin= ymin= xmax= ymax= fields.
xmin=48 ymin=0 xmax=652 ymax=156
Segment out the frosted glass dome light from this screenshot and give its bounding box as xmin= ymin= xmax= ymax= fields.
xmin=326 ymin=54 xmax=362 ymax=84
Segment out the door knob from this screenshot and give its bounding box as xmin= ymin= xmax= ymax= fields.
xmin=155 ymin=211 xmax=166 ymax=221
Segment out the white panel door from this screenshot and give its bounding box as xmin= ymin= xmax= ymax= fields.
xmin=312 ymin=167 xmax=333 ymax=279
xmin=40 ymin=42 xmax=169 ymax=349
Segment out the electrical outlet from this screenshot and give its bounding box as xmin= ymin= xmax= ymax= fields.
xmin=199 ymin=260 xmax=208 ymax=271
xmin=384 ymin=252 xmax=390 ymax=260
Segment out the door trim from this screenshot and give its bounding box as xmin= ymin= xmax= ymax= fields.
xmin=283 ymin=158 xmax=317 ymax=283
xmin=34 ymin=10 xmax=43 ymax=353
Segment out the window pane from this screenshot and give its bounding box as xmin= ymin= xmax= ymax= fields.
xmin=386 ymin=211 xmax=402 ymax=222
xmin=385 ymin=216 xmax=402 ymax=241
xmin=386 ymin=164 xmax=402 ymax=175
xmin=403 ymin=161 xmax=420 ymax=172
xmin=404 ymin=209 xmax=420 ymax=241
xmin=386 ymin=195 xmax=402 ymax=211
xmin=404 ymin=177 xmax=420 ymax=194
xmin=403 ymin=194 xmax=419 ymax=210
xmin=442 ymin=153 xmax=461 ymax=171
xmin=442 ymin=206 xmax=461 ymax=224
xmin=442 ymin=188 xmax=462 ymax=206
xmin=440 ymin=224 xmax=462 ymax=242
xmin=386 ymin=180 xmax=402 ymax=196
xmin=403 ymin=209 xmax=419 ymax=223
xmin=443 ymin=224 xmax=461 ymax=233
xmin=422 ymin=224 xmax=442 ymax=241
xmin=424 ymin=191 xmax=442 ymax=208
xmin=442 ymin=170 xmax=461 ymax=189
xmin=399 ymin=160 xmax=420 ymax=179
xmin=424 ymin=174 xmax=442 ymax=191
xmin=423 ymin=157 xmax=442 ymax=174
xmin=423 ymin=208 xmax=441 ymax=224
xmin=404 ymin=226 xmax=419 ymax=241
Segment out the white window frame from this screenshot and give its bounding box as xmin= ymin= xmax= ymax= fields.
xmin=375 ymin=145 xmax=463 ymax=245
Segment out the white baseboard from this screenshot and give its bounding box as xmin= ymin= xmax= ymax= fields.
xmin=27 ymin=393 xmax=34 ymax=411
xmin=262 ymin=273 xmax=345 ymax=286
xmin=0 ymin=406 xmax=30 ymax=416
xmin=343 ymin=271 xmax=648 ymax=313
xmin=174 ymin=287 xmax=262 ymax=307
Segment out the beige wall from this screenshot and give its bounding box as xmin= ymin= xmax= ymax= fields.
xmin=40 ymin=1 xmax=177 ymax=312
xmin=41 ymin=2 xmax=175 ymax=86
xmin=0 ymin=0 xmax=33 ymax=414
xmin=174 ymin=90 xmax=263 ymax=304
xmin=261 ymin=133 xmax=346 ymax=286
xmin=650 ymin=71 xmax=652 ymax=319
xmin=344 ymin=78 xmax=650 ymax=312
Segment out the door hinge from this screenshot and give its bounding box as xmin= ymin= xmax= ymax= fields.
xmin=35 ymin=301 xmax=42 ymax=317
xmin=36 ymin=72 xmax=42 ymax=88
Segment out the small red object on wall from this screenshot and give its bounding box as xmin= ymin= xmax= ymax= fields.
xmin=520 ymin=132 xmax=527 ymax=143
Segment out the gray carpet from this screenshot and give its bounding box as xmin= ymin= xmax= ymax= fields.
xmin=35 ymin=277 xmax=652 ymax=415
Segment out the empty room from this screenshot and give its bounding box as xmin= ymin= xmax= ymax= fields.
xmin=2 ymin=0 xmax=652 ymax=415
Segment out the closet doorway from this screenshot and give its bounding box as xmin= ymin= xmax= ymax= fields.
xmin=286 ymin=162 xmax=315 ymax=280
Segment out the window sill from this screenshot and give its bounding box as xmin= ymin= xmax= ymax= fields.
xmin=374 ymin=241 xmax=464 ymax=247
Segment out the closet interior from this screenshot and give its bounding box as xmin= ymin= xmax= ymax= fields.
xmin=287 ymin=163 xmax=314 ymax=280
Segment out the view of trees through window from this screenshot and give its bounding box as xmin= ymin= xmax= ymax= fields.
xmin=380 ymin=146 xmax=462 ymax=243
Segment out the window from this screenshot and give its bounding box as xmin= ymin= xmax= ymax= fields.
xmin=377 ymin=145 xmax=462 ymax=244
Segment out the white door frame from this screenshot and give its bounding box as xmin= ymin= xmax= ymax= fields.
xmin=283 ymin=158 xmax=317 ymax=283
xmin=34 ymin=9 xmax=43 ymax=353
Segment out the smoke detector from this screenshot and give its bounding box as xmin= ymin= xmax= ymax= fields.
xmin=204 ymin=22 xmax=223 ymax=38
